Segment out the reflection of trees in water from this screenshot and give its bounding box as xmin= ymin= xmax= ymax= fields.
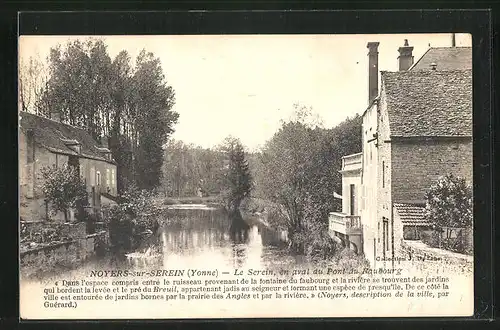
xmin=229 ymin=210 xmax=250 ymax=268
xmin=231 ymin=243 xmax=247 ymax=268
xmin=159 ymin=208 xmax=231 ymax=254
xmin=229 ymin=210 xmax=250 ymax=244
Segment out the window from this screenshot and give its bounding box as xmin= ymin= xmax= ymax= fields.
xmin=96 ymin=171 xmax=101 ymax=186
xmin=106 ymin=169 xmax=110 ymax=187
xmin=349 ymin=184 xmax=355 ymax=215
xmin=90 ymin=167 xmax=95 ymax=186
xmin=382 ymin=161 xmax=385 ymax=188
xmin=383 ymin=218 xmax=389 ymax=253
xmin=377 ymin=222 xmax=380 ymax=243
xmin=111 ymin=169 xmax=115 ymax=186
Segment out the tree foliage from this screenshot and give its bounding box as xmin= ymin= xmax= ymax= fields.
xmin=423 ymin=174 xmax=473 ymax=254
xmin=104 ymin=184 xmax=162 ymax=254
xmin=22 ymin=38 xmax=178 ymax=192
xmin=19 ymin=53 xmax=48 ymax=115
xmin=219 ymin=136 xmax=253 ymax=211
xmin=161 ymin=140 xmax=226 ymax=197
xmin=424 ymin=174 xmax=473 ymax=229
xmin=40 ymin=164 xmax=88 ymax=222
xmin=253 ymin=104 xmax=362 ymax=257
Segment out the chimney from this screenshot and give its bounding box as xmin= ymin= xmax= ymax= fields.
xmin=367 ymin=41 xmax=380 ymax=105
xmin=398 ymin=39 xmax=414 ymax=71
xmin=50 ymin=110 xmax=61 ymax=122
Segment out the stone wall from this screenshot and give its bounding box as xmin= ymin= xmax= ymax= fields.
xmin=396 ymin=240 xmax=473 ymax=275
xmin=20 ymin=230 xmax=107 ymax=279
xmin=391 ymin=138 xmax=473 ymax=204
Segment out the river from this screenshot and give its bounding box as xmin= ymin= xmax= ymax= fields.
xmin=125 ymin=205 xmax=309 ymax=271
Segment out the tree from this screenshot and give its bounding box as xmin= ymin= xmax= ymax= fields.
xmin=132 ymin=50 xmax=178 ymax=190
xmin=40 ymin=164 xmax=88 ymax=222
xmin=253 ymin=104 xmax=362 ymax=256
xmin=161 ymin=140 xmax=227 ymax=197
xmin=30 ymin=39 xmax=178 ymax=193
xmin=219 ymin=136 xmax=253 ymax=211
xmin=18 ymin=53 xmax=48 ymax=114
xmin=424 ymin=174 xmax=473 ymax=246
xmin=104 ymin=184 xmax=162 ymax=256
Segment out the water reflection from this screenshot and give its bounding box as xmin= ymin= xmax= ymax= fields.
xmin=135 ymin=207 xmax=282 ymax=270
xmin=124 ymin=206 xmax=305 ymax=270
xmin=229 ymin=209 xmax=250 ymax=244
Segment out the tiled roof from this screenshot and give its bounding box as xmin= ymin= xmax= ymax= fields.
xmin=382 ymin=69 xmax=472 ymax=137
xmin=394 ymin=203 xmax=430 ymax=226
xmin=19 ymin=111 xmax=115 ymax=164
xmin=410 ymin=47 xmax=472 ymax=71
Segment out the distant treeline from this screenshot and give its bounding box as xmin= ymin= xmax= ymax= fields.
xmin=161 ymin=140 xmax=226 ymax=197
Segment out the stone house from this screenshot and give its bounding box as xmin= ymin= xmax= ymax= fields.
xmin=330 ymin=39 xmax=472 ymax=267
xmin=19 ymin=111 xmax=118 ymax=222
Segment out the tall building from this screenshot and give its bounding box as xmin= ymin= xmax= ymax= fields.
xmin=329 ymin=39 xmax=472 ymax=267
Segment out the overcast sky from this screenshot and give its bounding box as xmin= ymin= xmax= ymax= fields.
xmin=19 ymin=33 xmax=471 ymax=150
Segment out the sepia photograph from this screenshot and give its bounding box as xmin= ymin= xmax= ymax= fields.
xmin=18 ymin=32 xmax=473 ymax=319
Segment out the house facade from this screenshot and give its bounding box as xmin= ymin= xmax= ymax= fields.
xmin=19 ymin=111 xmax=118 ymax=222
xmin=330 ymin=39 xmax=473 ymax=267
xmin=329 ymin=152 xmax=362 ymax=253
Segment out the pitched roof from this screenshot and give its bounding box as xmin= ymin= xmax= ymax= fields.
xmin=19 ymin=111 xmax=115 ymax=164
xmin=394 ymin=203 xmax=430 ymax=226
xmin=410 ymin=47 xmax=472 ymax=71
xmin=381 ymin=69 xmax=472 ymax=137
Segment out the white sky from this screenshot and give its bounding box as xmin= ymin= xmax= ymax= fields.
xmin=19 ymin=33 xmax=471 ymax=150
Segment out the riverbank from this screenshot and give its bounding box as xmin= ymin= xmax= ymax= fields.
xmin=162 ymin=196 xmax=221 ymax=206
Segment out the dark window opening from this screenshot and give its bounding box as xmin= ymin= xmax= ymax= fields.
xmin=68 ymin=155 xmax=80 ymax=174
xmin=349 ymin=184 xmax=355 ymax=215
xmin=383 ymin=218 xmax=389 ymax=257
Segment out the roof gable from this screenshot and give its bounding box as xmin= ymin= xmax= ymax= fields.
xmin=394 ymin=203 xmax=430 ymax=226
xmin=19 ymin=111 xmax=114 ymax=163
xmin=410 ymin=47 xmax=472 ymax=71
xmin=381 ymin=69 xmax=472 ymax=137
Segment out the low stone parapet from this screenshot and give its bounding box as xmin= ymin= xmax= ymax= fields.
xmin=20 ymin=230 xmax=107 ymax=279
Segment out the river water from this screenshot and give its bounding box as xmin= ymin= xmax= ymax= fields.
xmin=126 ymin=205 xmax=309 ymax=272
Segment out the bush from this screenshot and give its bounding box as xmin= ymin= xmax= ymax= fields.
xmin=424 ymin=174 xmax=472 ymax=229
xmin=424 ymin=174 xmax=473 ymax=254
xmin=40 ymin=164 xmax=88 ymax=222
xmin=334 ymin=248 xmax=370 ymax=274
xmin=103 ymin=184 xmax=162 ymax=253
